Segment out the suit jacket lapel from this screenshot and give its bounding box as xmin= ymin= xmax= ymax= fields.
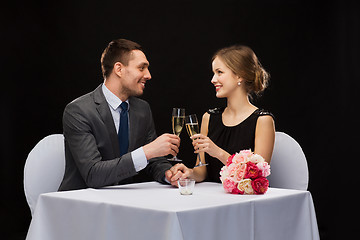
xmin=128 ymin=97 xmax=140 ymax=151
xmin=93 ymin=84 xmax=120 ymax=157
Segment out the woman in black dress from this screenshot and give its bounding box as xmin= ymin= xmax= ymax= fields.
xmin=183 ymin=45 xmax=275 ymax=183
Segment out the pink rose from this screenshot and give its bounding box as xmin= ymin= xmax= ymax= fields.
xmin=248 ymin=154 xmax=265 ymax=164
xmin=256 ymin=162 xmax=271 ymax=177
xmin=244 ymin=162 xmax=261 ymax=179
xmin=219 ymin=166 xmax=230 ymax=182
xmin=251 ymin=177 xmax=269 ymax=194
xmin=234 ymin=163 xmax=247 ymax=181
xmin=232 ymin=153 xmax=246 ymax=164
xmin=239 ymin=149 xmax=252 ymax=158
xmin=226 ymin=163 xmax=237 ymax=177
xmin=222 ymin=177 xmax=236 ymax=193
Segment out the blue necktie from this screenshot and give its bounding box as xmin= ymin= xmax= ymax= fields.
xmin=118 ymin=102 xmax=129 ymax=156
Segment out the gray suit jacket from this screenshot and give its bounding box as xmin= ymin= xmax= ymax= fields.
xmin=58 ymin=84 xmax=172 ymax=191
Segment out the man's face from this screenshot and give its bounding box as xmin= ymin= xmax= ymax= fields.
xmin=120 ymin=50 xmax=151 ymax=98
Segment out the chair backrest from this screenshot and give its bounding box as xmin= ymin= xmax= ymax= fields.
xmin=268 ymin=132 xmax=309 ymax=190
xmin=24 ymin=134 xmax=65 ymax=215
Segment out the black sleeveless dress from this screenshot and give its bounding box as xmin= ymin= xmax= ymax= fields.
xmin=205 ymin=107 xmax=274 ymax=183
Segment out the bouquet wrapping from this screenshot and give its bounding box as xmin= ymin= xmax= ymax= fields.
xmin=220 ymin=150 xmax=270 ymax=194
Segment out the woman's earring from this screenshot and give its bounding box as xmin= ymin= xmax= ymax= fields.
xmin=237 ymin=81 xmax=241 ymax=86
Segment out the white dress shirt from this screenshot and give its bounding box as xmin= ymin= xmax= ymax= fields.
xmin=102 ymin=83 xmax=148 ymax=172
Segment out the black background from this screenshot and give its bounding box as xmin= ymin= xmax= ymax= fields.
xmin=2 ymin=0 xmax=358 ymax=239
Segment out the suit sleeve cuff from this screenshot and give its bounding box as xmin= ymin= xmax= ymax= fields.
xmin=131 ymin=147 xmax=148 ymax=172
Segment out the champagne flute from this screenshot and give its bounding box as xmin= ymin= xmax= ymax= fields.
xmin=168 ymin=108 xmax=185 ymax=162
xmin=185 ymin=114 xmax=208 ymax=168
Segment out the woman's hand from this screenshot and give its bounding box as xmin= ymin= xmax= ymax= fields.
xmin=191 ymin=134 xmax=230 ymax=164
xmin=191 ymin=134 xmax=218 ymax=157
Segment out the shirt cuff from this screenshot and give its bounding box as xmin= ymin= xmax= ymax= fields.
xmin=163 ymin=176 xmax=170 ymax=184
xmin=131 ymin=147 xmax=148 ymax=172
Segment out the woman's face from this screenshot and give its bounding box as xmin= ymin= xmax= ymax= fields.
xmin=211 ymin=56 xmax=240 ymax=98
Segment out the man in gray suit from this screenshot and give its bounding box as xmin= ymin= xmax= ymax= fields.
xmin=59 ymin=39 xmax=186 ymax=191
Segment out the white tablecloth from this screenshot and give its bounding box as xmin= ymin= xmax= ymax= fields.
xmin=26 ymin=182 xmax=319 ymax=240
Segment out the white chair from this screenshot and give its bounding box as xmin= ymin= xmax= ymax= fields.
xmin=268 ymin=132 xmax=309 ymax=190
xmin=24 ymin=134 xmax=65 ymax=216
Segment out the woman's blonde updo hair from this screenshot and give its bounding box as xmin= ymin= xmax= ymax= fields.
xmin=212 ymin=45 xmax=270 ymax=96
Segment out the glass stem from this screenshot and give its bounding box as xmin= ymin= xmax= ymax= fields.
xmin=197 ymin=153 xmax=202 ymax=164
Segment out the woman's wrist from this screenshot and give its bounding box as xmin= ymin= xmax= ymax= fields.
xmin=189 ymin=168 xmax=194 ymax=179
xmin=217 ymin=148 xmax=231 ymax=164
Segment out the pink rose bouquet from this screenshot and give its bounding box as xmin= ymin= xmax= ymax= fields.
xmin=220 ymin=150 xmax=270 ymax=195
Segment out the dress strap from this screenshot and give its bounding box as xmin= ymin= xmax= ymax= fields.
xmin=207 ymin=107 xmax=274 ymax=119
xmin=207 ymin=107 xmax=225 ymax=115
xmin=255 ymin=109 xmax=275 ymax=120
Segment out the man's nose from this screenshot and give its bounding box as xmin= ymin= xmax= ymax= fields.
xmin=145 ymin=69 xmax=151 ymax=80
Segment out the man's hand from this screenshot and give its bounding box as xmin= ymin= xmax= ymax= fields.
xmin=165 ymin=163 xmax=192 ymax=187
xmin=143 ymin=134 xmax=180 ymax=160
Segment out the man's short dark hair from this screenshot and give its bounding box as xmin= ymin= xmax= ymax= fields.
xmin=101 ymin=39 xmax=143 ymax=78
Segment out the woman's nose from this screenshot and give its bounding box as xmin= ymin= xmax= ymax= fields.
xmin=211 ymin=74 xmax=217 ymax=84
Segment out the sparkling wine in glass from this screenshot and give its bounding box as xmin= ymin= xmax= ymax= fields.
xmin=185 ymin=114 xmax=208 ymax=168
xmin=168 ymin=108 xmax=185 ymax=162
